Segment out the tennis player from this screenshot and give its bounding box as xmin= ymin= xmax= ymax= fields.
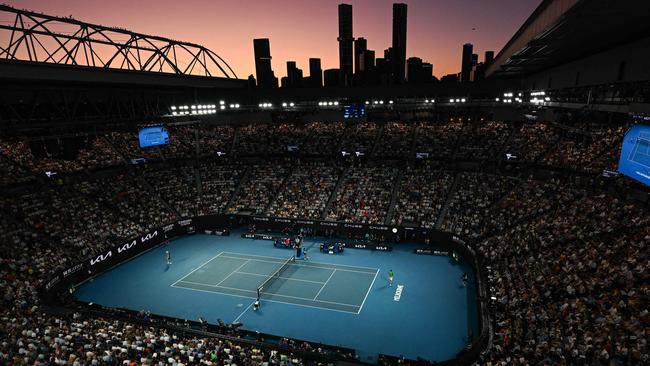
xmin=165 ymin=250 xmax=172 ymax=265
xmin=388 ymin=269 xmax=394 ymax=287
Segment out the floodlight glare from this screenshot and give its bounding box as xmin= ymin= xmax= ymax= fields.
xmin=171 ymin=106 xmax=177 ymax=110
xmin=461 ymin=98 xmax=466 ymax=103
xmin=219 ymin=100 xmax=225 ymax=105
xmin=289 ymin=102 xmax=295 ymax=107
xmin=282 ymin=102 xmax=287 ymax=107
xmin=449 ymin=98 xmax=454 ymax=103
xmin=220 ymin=106 xmax=225 ymax=110
xmin=334 ymin=101 xmax=339 ymax=106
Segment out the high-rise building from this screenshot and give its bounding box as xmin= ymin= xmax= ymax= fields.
xmin=253 ymin=38 xmax=277 ymax=88
xmin=407 ymin=57 xmax=432 ymax=84
xmin=309 ymin=58 xmax=322 ymax=87
xmin=338 ymin=4 xmax=354 ymax=87
xmin=354 ymin=37 xmax=367 ymax=75
xmin=324 ymin=68 xmax=340 ymax=87
xmin=471 ymin=53 xmax=479 ymax=66
xmin=422 ymin=63 xmax=433 ymax=81
xmin=484 ymin=51 xmax=495 ymax=65
xmin=286 ymin=61 xmax=303 ymax=88
xmin=460 ymin=43 xmax=473 ymax=83
xmin=407 ymin=57 xmax=422 ymax=83
xmin=392 ymin=3 xmax=408 ymax=84
xmin=361 ymin=50 xmax=375 ymax=72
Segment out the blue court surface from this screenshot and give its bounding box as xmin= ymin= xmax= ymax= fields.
xmin=74 ymin=231 xmax=478 ymax=362
xmin=619 ymin=124 xmax=650 ymax=186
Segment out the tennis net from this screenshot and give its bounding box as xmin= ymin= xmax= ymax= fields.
xmin=256 ymin=255 xmax=294 ymax=298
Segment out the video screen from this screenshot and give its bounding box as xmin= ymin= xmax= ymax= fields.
xmin=344 ymin=104 xmax=365 ymax=119
xmin=618 ymin=124 xmax=650 ymax=186
xmin=139 ymin=126 xmax=169 ymax=148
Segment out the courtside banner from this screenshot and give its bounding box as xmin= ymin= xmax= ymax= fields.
xmin=349 ymin=242 xmax=393 ymax=251
xmin=414 ymin=248 xmax=450 ymax=256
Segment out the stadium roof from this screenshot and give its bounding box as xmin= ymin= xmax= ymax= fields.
xmin=486 ymin=0 xmax=650 ymax=78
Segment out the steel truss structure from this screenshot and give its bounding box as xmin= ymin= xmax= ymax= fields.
xmin=0 ymin=4 xmax=237 ymax=78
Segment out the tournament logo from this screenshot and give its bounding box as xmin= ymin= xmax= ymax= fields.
xmin=393 ymin=285 xmax=404 ymax=301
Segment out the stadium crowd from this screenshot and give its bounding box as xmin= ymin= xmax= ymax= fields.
xmin=0 ymin=119 xmax=648 ymax=365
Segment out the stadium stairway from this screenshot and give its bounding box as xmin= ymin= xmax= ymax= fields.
xmin=408 ymin=123 xmax=418 ymax=157
xmin=139 ymin=175 xmax=182 ymax=218
xmin=384 ymin=168 xmax=405 ymax=225
xmin=369 ymin=123 xmax=385 ymax=157
xmin=70 ymin=176 xmax=146 ymax=233
xmin=321 ymin=165 xmax=350 ymax=219
xmin=263 ymin=166 xmax=294 ymax=214
xmin=434 ymin=172 xmax=462 ymax=229
xmin=225 ymin=165 xmax=251 ymax=212
xmin=229 ymin=127 xmax=240 ymax=155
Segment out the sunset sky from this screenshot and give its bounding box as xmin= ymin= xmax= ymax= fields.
xmin=4 ymin=0 xmax=541 ymax=79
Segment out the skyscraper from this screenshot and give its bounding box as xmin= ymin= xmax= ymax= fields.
xmin=407 ymin=57 xmax=422 ymax=84
xmin=253 ymin=38 xmax=277 ymax=88
xmin=392 ymin=3 xmax=408 ymax=84
xmin=309 ymin=58 xmax=322 ymax=88
xmin=338 ymin=4 xmax=354 ymax=87
xmin=286 ymin=61 xmax=303 ymax=88
xmin=361 ymin=50 xmax=375 ymax=72
xmin=324 ymin=69 xmax=340 ymax=87
xmin=460 ymin=43 xmax=473 ymax=83
xmin=354 ymin=37 xmax=367 ymax=75
xmin=484 ymin=51 xmax=495 ymax=65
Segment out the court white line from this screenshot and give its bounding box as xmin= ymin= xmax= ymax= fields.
xmin=176 ymin=279 xmax=221 ymax=287
xmin=214 ymin=259 xmax=251 ymax=287
xmin=313 ymin=269 xmax=336 ymax=300
xmin=357 ymin=269 xmax=379 ymax=314
xmin=171 ymin=283 xmax=359 ymax=315
xmin=170 ymin=252 xmax=224 ymax=287
xmin=234 ymin=271 xmax=326 ymax=284
xmin=220 ymin=251 xmax=379 ymax=271
xmin=219 ymin=255 xmax=376 ymax=275
xmin=233 ymin=301 xmax=255 ymax=323
xmin=195 ymin=283 xmax=361 ymax=308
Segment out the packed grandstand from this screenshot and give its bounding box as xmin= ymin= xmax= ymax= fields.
xmin=1 ymin=119 xmax=647 ymax=365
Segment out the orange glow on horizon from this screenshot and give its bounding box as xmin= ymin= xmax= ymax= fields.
xmin=3 ymin=0 xmax=540 ymax=80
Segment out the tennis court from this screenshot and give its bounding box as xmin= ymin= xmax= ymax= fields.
xmin=171 ymin=252 xmax=379 ymax=314
xmin=628 ymin=133 xmax=650 ymax=168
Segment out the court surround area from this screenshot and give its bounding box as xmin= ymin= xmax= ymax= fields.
xmin=172 ymin=252 xmax=378 ymax=314
xmin=74 ymin=231 xmax=477 ymax=362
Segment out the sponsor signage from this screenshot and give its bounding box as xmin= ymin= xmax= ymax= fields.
xmin=414 ymin=248 xmax=450 ymax=256
xmin=241 ymin=233 xmax=275 ymax=240
xmin=349 ymin=243 xmax=392 ymax=251
xmin=90 ymin=230 xmax=159 ymax=267
xmin=393 ymin=285 xmax=404 ymax=301
xmin=63 ymin=263 xmax=84 ymax=278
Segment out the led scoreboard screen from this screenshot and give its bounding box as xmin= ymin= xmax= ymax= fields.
xmin=139 ymin=126 xmax=169 ymax=148
xmin=618 ymin=124 xmax=650 ymax=186
xmin=344 ymin=104 xmax=365 ymax=119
